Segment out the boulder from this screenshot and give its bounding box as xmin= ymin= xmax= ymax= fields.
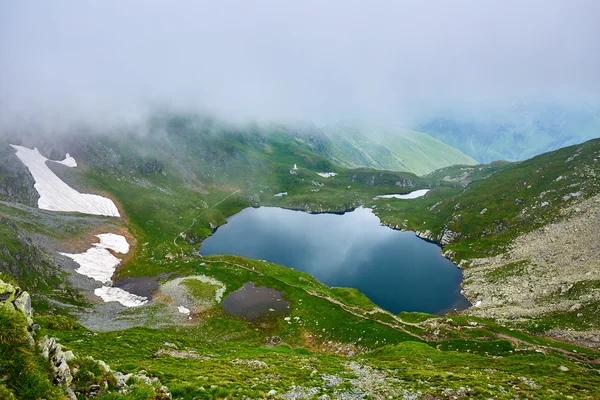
xmin=39 ymin=336 xmax=73 ymax=387
xmin=13 ymin=291 xmax=33 ymax=325
xmin=0 ymin=280 xmax=16 ymax=302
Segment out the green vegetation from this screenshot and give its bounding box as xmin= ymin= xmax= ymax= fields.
xmin=375 ymin=138 xmax=600 ymax=260
xmin=0 ymin=209 xmax=85 ymax=314
xmin=180 ymin=279 xmax=220 ymax=302
xmin=0 ymin=308 xmax=63 ymax=400
xmin=1 ymin=116 xmax=600 ymax=398
xmin=322 ymin=121 xmax=477 ymax=175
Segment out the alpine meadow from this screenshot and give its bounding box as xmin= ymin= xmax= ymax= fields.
xmin=1 ymin=2 xmax=600 ymax=399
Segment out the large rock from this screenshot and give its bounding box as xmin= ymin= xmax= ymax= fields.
xmin=0 ymin=279 xmax=34 ymax=327
xmin=0 ymin=280 xmax=16 ymax=302
xmin=13 ymin=290 xmax=33 ymax=325
xmin=39 ymin=336 xmax=74 ymax=387
xmin=439 ymin=228 xmax=461 ymax=246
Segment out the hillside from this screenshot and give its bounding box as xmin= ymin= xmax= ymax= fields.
xmin=322 ymin=121 xmax=478 ymax=175
xmin=375 ymin=138 xmax=600 ymax=346
xmin=0 ymin=120 xmax=599 ymax=399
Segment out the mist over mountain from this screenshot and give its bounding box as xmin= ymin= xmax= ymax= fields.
xmin=3 ymin=3 xmax=600 ymax=398
xmin=415 ymin=100 xmax=600 ymax=163
xmin=1 ymin=1 xmax=599 ymax=137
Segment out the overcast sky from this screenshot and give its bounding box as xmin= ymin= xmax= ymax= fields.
xmin=1 ymin=1 xmax=599 ymax=130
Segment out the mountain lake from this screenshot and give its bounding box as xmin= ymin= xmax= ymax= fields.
xmin=200 ymin=206 xmax=470 ymax=314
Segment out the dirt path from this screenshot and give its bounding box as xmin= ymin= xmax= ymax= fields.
xmin=200 ymin=258 xmax=426 ymax=340
xmin=198 ymin=257 xmax=600 ymax=366
xmin=173 ymin=189 xmax=242 ymax=255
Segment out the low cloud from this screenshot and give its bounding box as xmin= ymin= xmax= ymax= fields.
xmin=1 ymin=1 xmax=599 ymax=133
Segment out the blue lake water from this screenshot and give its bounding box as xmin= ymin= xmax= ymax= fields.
xmin=200 ymin=207 xmax=470 ymax=315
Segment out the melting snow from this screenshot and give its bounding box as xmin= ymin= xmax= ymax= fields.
xmin=94 ymin=233 xmax=130 ymax=253
xmin=10 ymin=145 xmax=120 ymax=217
xmin=60 ymin=233 xmax=129 ymax=284
xmin=62 ymin=245 xmax=122 ymax=284
xmin=178 ymin=305 xmax=191 ymax=315
xmin=94 ymin=286 xmax=148 ymax=307
xmin=317 ymin=172 xmax=337 ymax=178
xmin=274 ymin=192 xmax=288 ymax=197
xmin=374 ymin=189 xmax=430 ymax=200
xmin=61 ymin=233 xmax=148 ymax=307
xmin=53 ymin=153 xmax=77 ymax=168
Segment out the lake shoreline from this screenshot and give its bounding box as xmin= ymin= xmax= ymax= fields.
xmin=201 ymin=206 xmax=470 ymax=315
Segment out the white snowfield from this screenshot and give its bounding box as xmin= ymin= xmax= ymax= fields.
xmin=60 ymin=234 xmax=128 ymax=284
xmin=61 ymin=234 xmax=148 ymax=307
xmin=55 ymin=153 xmax=77 ymax=167
xmin=178 ymin=305 xmax=191 ymax=315
xmin=317 ymin=172 xmax=337 ymax=178
xmin=94 ymin=286 xmax=148 ymax=307
xmin=94 ymin=233 xmax=130 ymax=253
xmin=374 ymin=189 xmax=430 ymax=200
xmin=10 ymin=145 xmax=120 ymax=217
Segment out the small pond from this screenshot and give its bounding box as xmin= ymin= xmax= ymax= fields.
xmin=222 ymin=282 xmax=290 ymax=321
xmin=200 ymin=207 xmax=470 ymax=314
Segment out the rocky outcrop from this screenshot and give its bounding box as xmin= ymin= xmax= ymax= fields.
xmin=0 ymin=143 xmax=40 ymax=206
xmin=438 ymin=228 xmax=462 ymax=246
xmin=0 ymin=279 xmax=35 ymax=342
xmin=461 ymin=194 xmax=600 ymax=347
xmin=70 ymin=356 xmax=172 ymax=399
xmin=1 ymin=278 xmax=172 ymax=399
xmin=39 ymin=336 xmax=74 ymax=388
xmin=414 ymin=229 xmax=435 ymax=241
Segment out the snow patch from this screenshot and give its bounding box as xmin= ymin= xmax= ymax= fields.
xmin=94 ymin=286 xmax=148 ymax=307
xmin=61 ymin=233 xmax=148 ymax=307
xmin=60 ymin=234 xmax=129 ymax=284
xmin=274 ymin=192 xmax=288 ymax=197
xmin=10 ymin=145 xmax=120 ymax=217
xmin=374 ymin=189 xmax=430 ymax=200
xmin=94 ymin=233 xmax=130 ymax=254
xmin=178 ymin=305 xmax=191 ymax=315
xmin=62 ymin=245 xmax=122 ymax=284
xmin=53 ymin=153 xmax=77 ymax=168
xmin=317 ymin=172 xmax=337 ymax=178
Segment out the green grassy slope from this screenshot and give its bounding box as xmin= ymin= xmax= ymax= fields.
xmin=323 ymin=121 xmax=478 ymax=175
xmin=35 ymin=255 xmax=600 ymax=399
xmin=0 ymin=305 xmax=64 ymax=400
xmin=1 ymin=116 xmax=599 ymax=398
xmin=375 ymin=138 xmax=600 ymax=260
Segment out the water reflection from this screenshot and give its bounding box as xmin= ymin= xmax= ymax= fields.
xmin=201 ymin=207 xmax=470 ymax=314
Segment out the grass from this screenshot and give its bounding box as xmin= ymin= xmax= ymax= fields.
xmin=375 ymin=138 xmax=600 ymax=261
xmin=322 ymin=122 xmax=477 ymax=175
xmin=180 ymin=278 xmax=220 ymax=303
xmin=35 ymin=307 xmax=600 ymax=399
xmin=0 ymin=307 xmax=63 ymax=400
xmin=2 ymin=121 xmax=600 ymax=398
xmin=0 ymin=214 xmax=85 ymax=314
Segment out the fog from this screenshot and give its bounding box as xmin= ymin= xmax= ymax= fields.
xmin=1 ymin=1 xmax=599 ymax=132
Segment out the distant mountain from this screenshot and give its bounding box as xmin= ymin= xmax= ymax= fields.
xmin=319 ymin=121 xmax=477 ymax=175
xmin=416 ymin=102 xmax=600 ymax=163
